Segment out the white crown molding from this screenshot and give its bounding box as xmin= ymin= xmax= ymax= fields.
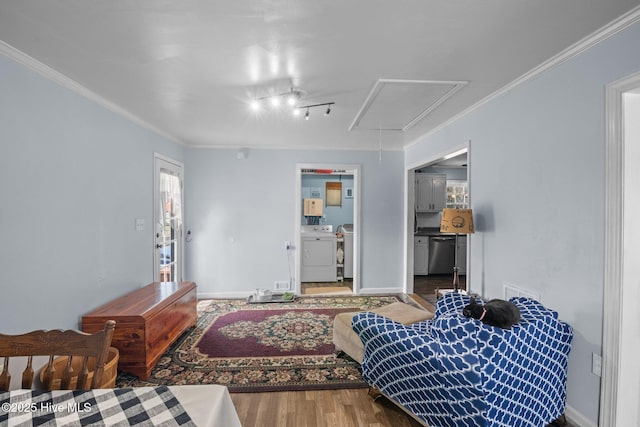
xmin=405 ymin=5 xmax=640 ymax=149
xmin=0 ymin=40 xmax=184 ymax=146
xmin=0 ymin=40 xmax=412 ymax=152
xmin=187 ymin=142 xmax=405 ymax=152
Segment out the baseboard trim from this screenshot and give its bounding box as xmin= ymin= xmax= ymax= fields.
xmin=197 ymin=291 xmax=252 ymax=299
xmin=197 ymin=290 xmax=403 ymax=299
xmin=357 ymin=287 xmax=404 ymax=295
xmin=565 ymin=404 xmax=597 ymax=427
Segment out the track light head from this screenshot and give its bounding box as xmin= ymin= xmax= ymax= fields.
xmin=296 ymin=102 xmax=334 ymax=121
xmin=287 ymin=93 xmax=299 ymax=106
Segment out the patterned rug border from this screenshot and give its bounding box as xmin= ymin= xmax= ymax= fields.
xmin=116 ymin=295 xmax=401 ymax=393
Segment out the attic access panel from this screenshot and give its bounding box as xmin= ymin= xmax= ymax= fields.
xmin=349 ymin=79 xmax=468 ymax=131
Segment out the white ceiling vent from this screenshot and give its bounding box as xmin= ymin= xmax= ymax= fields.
xmin=349 ymin=79 xmax=468 ymax=132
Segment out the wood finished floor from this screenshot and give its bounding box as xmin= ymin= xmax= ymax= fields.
xmin=230 ymin=388 xmax=424 ymax=427
xmin=301 ymin=275 xmax=466 ymax=307
xmin=301 ymin=280 xmax=353 ymax=294
xmin=231 ymin=288 xmax=425 ymax=427
xmin=413 ymin=274 xmax=466 ymax=306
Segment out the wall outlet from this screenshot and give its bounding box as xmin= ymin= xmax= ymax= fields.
xmin=284 ymin=241 xmax=292 ymax=251
xmin=274 ymin=280 xmax=291 ymax=291
xmin=592 ymin=353 xmax=602 ymax=377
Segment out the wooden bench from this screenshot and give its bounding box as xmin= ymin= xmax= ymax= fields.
xmin=82 ymin=281 xmax=197 ymax=380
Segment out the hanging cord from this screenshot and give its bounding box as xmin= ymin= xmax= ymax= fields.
xmin=379 ymin=127 xmax=382 ymax=164
xmin=286 ymin=244 xmax=295 ymax=287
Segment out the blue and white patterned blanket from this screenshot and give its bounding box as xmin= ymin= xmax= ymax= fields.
xmin=0 ymin=386 xmax=195 ymax=426
xmin=353 ymin=293 xmax=573 ymax=427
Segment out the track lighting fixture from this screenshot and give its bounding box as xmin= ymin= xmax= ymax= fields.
xmin=248 ymin=82 xmax=334 ymax=121
xmin=295 ymin=102 xmax=335 ymax=120
xmin=250 ymin=86 xmax=302 ymax=112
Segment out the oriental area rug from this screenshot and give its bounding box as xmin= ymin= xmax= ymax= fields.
xmin=115 ymin=295 xmax=400 ymax=392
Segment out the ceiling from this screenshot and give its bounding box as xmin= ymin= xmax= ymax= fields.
xmin=1 ymin=1 xmax=638 ymax=151
xmin=431 ymin=152 xmax=468 ymax=169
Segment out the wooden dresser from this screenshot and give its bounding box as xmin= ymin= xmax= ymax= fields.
xmin=82 ymin=281 xmax=197 ymax=380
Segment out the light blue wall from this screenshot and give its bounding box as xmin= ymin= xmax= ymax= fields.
xmin=183 ymin=148 xmax=404 ymax=295
xmin=0 ymin=54 xmax=184 ymax=332
xmin=405 ymin=21 xmax=640 ymax=424
xmin=421 ymin=166 xmax=467 ymax=180
xmin=0 ymin=48 xmax=405 ymax=335
xmin=301 ymin=174 xmax=354 ymax=229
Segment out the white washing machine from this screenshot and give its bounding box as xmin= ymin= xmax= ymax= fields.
xmin=301 ymin=225 xmax=337 ymax=282
xmin=337 ymin=224 xmax=353 ymax=279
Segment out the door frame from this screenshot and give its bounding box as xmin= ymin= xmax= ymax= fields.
xmin=295 ymin=163 xmax=361 ymax=295
xmin=405 ymin=142 xmax=471 ymax=294
xmin=601 ymin=70 xmax=640 ymax=426
xmin=153 ymin=153 xmax=184 ymax=283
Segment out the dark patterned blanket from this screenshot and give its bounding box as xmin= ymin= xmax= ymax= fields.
xmin=0 ymin=386 xmax=194 ymax=426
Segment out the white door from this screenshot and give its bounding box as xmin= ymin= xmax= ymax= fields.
xmin=154 ymin=155 xmax=184 ymax=282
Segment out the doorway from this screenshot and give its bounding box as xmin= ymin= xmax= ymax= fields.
xmin=295 ymin=163 xmax=361 ymax=296
xmin=153 ymin=154 xmax=184 ymax=283
xmin=601 ymin=72 xmax=640 ymax=426
xmin=406 ymin=146 xmax=470 ymax=306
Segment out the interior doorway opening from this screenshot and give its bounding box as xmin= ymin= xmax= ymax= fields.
xmin=601 ymin=71 xmax=640 ymax=427
xmin=295 ymin=163 xmax=361 ymax=296
xmin=406 ymin=145 xmax=470 ymax=306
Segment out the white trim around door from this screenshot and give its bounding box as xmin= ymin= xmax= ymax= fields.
xmin=153 ymin=154 xmax=185 ymax=283
xmin=601 ymin=70 xmax=640 ymax=427
xmin=295 ymin=163 xmax=361 ymax=295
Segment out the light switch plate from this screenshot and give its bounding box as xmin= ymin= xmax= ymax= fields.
xmin=592 ymin=353 xmax=602 ymax=377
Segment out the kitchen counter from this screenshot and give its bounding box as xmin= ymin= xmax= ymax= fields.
xmin=414 ymin=228 xmax=453 ymax=236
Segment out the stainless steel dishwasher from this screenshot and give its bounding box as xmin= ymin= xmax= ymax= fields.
xmin=428 ymin=236 xmax=456 ymax=274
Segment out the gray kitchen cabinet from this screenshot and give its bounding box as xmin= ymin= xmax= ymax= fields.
xmin=456 ymin=235 xmax=467 ymax=275
xmin=414 ymin=236 xmax=429 ymax=275
xmin=416 ymin=173 xmax=447 ymax=212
